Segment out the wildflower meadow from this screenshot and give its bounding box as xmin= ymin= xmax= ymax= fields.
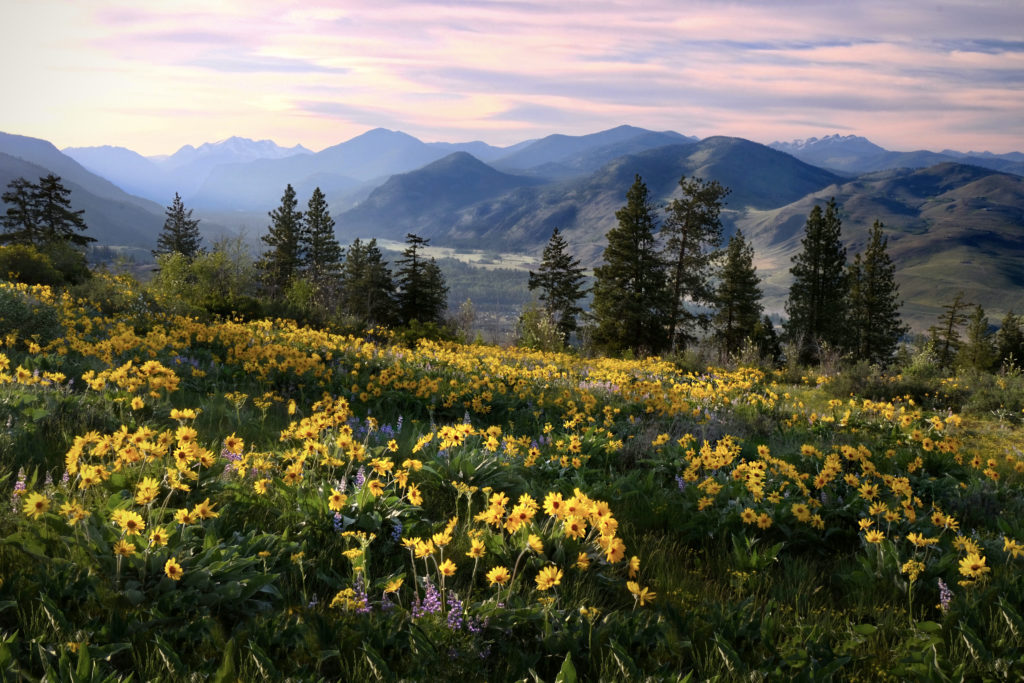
xmin=1 ymin=278 xmax=1024 ymax=680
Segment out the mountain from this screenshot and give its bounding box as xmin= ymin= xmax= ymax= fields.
xmin=336 ymin=152 xmax=544 ymax=241
xmin=1 ymin=132 xmax=237 ymax=249
xmin=190 ymin=128 xmax=447 ymax=211
xmin=61 ymin=145 xmax=169 ymax=201
xmin=0 ymin=152 xmax=163 ymax=247
xmin=1 ymin=132 xmax=163 ymax=214
xmin=336 ymin=137 xmax=842 ymax=262
xmin=771 ymin=134 xmax=1024 ymax=176
xmin=493 ymin=125 xmax=696 ymax=178
xmin=65 ymin=136 xmax=314 ymax=204
xmin=735 ymin=162 xmax=1024 ymax=325
xmin=161 ymin=136 xmax=311 ymax=170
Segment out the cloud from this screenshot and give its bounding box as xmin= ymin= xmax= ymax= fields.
xmin=4 ymin=0 xmax=1023 ymax=153
xmin=186 ymin=51 xmax=349 ymax=74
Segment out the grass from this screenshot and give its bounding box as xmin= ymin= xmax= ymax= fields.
xmin=0 ymin=279 xmax=1022 ymax=680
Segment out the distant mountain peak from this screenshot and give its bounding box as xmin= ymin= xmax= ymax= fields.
xmin=770 ymin=134 xmax=885 ymax=153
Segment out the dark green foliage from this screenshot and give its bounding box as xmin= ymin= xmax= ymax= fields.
xmin=259 ymin=184 xmax=304 ymax=298
xmin=301 ymin=187 xmax=344 ymax=310
xmin=0 ymin=244 xmax=64 ymax=286
xmin=1 ymin=175 xmax=94 ymax=248
xmin=712 ymin=229 xmax=763 ymax=358
xmin=996 ymin=311 xmax=1024 ymax=369
xmin=929 ymin=292 xmax=971 ymax=369
xmin=591 ymin=175 xmax=670 ymax=356
xmin=0 ymin=178 xmax=40 ymax=246
xmin=340 ymin=238 xmax=396 ymax=329
xmin=958 ymin=305 xmax=996 ymax=372
xmin=0 ymin=286 xmax=62 ymax=345
xmin=395 ymin=233 xmax=448 ymax=326
xmin=154 ymin=193 xmax=203 ymax=261
xmin=754 ymin=315 xmax=783 ymax=366
xmin=662 ymin=176 xmax=729 ymax=351
xmin=847 ymin=221 xmax=907 ymax=365
xmin=528 ymin=228 xmax=587 ymax=345
xmin=784 ymin=198 xmax=848 ymax=364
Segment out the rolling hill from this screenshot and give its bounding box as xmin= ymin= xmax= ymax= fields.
xmin=736 ymin=163 xmax=1024 ymax=325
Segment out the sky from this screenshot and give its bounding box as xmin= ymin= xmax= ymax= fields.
xmin=2 ymin=0 xmax=1023 ymax=156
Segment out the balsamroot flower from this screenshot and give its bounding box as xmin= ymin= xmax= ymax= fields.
xmin=165 ymin=557 xmax=184 ymax=581
xmin=535 ymin=565 xmax=562 ymax=591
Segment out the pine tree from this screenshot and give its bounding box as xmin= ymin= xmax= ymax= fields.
xmin=958 ymin=305 xmax=996 ymax=371
xmin=996 ymin=310 xmax=1024 ymax=368
xmin=1 ymin=175 xmax=93 ymax=248
xmin=340 ymin=238 xmax=396 ymax=328
xmin=301 ymin=187 xmax=344 ymax=306
xmin=259 ymin=184 xmax=304 ymax=297
xmin=528 ymin=228 xmax=588 ymax=345
xmin=154 ymin=193 xmax=203 ymax=260
xmin=929 ymin=292 xmax=971 ymax=369
xmin=34 ymin=175 xmax=94 ymax=247
xmin=0 ymin=177 xmax=42 ymax=246
xmin=784 ymin=198 xmax=848 ymax=364
xmin=847 ymin=221 xmax=907 ymax=365
xmin=713 ymin=229 xmax=763 ymax=357
xmin=662 ymin=176 xmax=729 ymax=351
xmin=395 ymin=233 xmax=448 ymax=325
xmin=591 ymin=174 xmax=670 ymax=355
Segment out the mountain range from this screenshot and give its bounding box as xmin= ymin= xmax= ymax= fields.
xmin=2 ymin=126 xmax=1023 ymax=329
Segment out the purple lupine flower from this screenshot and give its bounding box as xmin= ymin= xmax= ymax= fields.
xmin=675 ymin=475 xmax=687 ymax=492
xmin=413 ymin=580 xmax=442 ymax=619
xmin=391 ymin=520 xmax=403 ymax=542
xmin=446 ymin=591 xmax=464 ymax=630
xmin=938 ymin=578 xmax=954 ymax=612
xmin=354 ymin=577 xmax=371 ymax=614
xmin=333 ymin=512 xmax=344 ymax=533
xmin=354 ymin=466 xmax=366 ymax=489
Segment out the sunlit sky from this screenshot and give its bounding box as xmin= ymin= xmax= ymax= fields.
xmin=2 ymin=0 xmax=1023 ymax=156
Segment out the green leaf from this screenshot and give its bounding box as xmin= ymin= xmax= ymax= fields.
xmin=210 ymin=638 xmax=236 ymax=683
xmin=554 ymin=652 xmax=577 ymax=683
xmin=852 ymin=623 xmax=878 ymax=636
xmin=915 ymin=621 xmax=943 ymax=634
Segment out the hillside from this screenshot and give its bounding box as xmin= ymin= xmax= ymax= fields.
xmin=336 ymin=152 xmax=545 ymax=241
xmin=335 ymin=137 xmax=842 ymax=263
xmin=0 ymin=152 xmax=163 ymax=248
xmin=737 ymin=163 xmax=1024 ymax=326
xmin=772 ymin=134 xmax=1024 ymax=176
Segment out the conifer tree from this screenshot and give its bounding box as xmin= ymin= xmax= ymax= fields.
xmin=784 ymin=198 xmax=848 ymax=364
xmin=996 ymin=310 xmax=1024 ymax=368
xmin=154 ymin=193 xmax=203 ymax=261
xmin=395 ymin=233 xmax=448 ymax=325
xmin=662 ymin=176 xmax=729 ymax=351
xmin=1 ymin=175 xmax=93 ymax=248
xmin=591 ymin=174 xmax=670 ymax=355
xmin=847 ymin=221 xmax=906 ymax=365
xmin=528 ymin=228 xmax=588 ymax=345
xmin=340 ymin=238 xmax=396 ymax=328
xmin=259 ymin=184 xmax=303 ymax=297
xmin=713 ymin=229 xmax=763 ymax=357
xmin=958 ymin=305 xmax=996 ymax=371
xmin=301 ymin=187 xmax=344 ymax=305
xmin=929 ymin=292 xmax=971 ymax=369
xmin=0 ymin=178 xmax=42 ymax=246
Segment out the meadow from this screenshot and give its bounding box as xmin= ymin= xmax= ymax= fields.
xmin=1 ymin=276 xmax=1023 ymax=681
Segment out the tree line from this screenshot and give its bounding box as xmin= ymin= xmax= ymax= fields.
xmin=528 ymin=175 xmax=905 ymax=366
xmin=3 ymin=172 xmax=1022 ymax=368
xmin=152 ymin=184 xmax=449 ymax=334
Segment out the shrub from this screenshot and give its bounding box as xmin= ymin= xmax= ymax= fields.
xmin=0 ymin=286 xmax=62 ymax=346
xmin=0 ymin=244 xmax=64 ymax=286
